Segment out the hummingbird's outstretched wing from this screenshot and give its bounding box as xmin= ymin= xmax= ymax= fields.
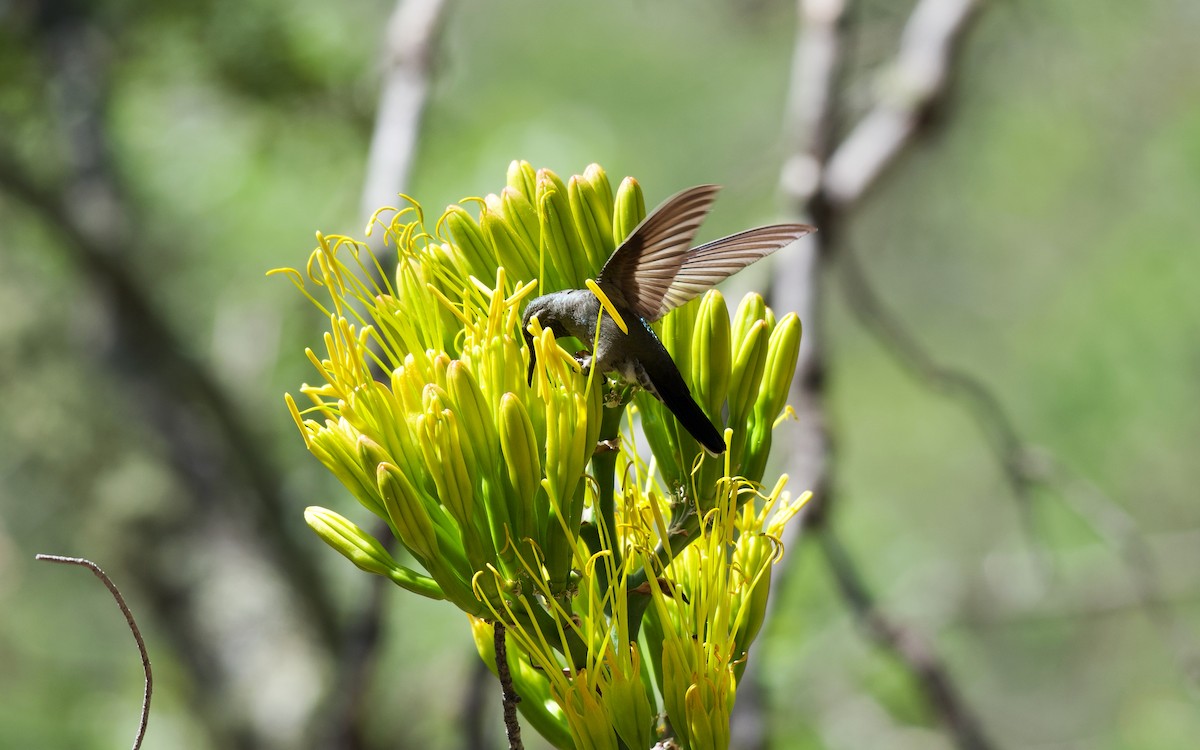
xmin=597 ymin=185 xmax=814 ymax=322
xmin=596 ymin=184 xmax=722 ymax=318
xmin=647 ymin=222 xmax=814 ymax=321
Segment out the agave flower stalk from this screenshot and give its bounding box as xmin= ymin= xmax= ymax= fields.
xmin=275 ymin=162 xmax=810 ymax=749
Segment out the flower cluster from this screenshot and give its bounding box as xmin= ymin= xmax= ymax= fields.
xmin=276 ymin=162 xmax=810 ymax=750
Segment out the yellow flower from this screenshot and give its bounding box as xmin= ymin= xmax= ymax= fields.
xmin=276 ymin=162 xmax=808 ymax=750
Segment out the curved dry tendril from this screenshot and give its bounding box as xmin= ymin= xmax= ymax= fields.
xmin=35 ymin=554 xmax=152 ymax=750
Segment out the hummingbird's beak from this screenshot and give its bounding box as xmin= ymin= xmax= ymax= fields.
xmin=523 ymin=318 xmax=537 ymax=386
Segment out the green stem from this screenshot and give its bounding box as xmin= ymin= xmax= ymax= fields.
xmin=513 ymin=597 xmax=589 ymax=671
xmin=624 ymin=506 xmax=702 ymax=640
xmin=588 ymin=389 xmax=630 ymax=595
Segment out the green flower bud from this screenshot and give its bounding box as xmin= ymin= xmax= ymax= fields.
xmin=355 ymin=433 xmax=389 ymax=475
xmin=309 ymin=422 xmax=385 ymax=519
xmin=304 ymin=506 xmax=443 ymax=599
xmin=507 ymin=159 xmax=537 ymax=203
xmin=731 ymin=534 xmax=774 ymax=670
xmin=481 ymin=205 xmax=538 ymax=284
xmin=418 ymin=406 xmax=473 ymax=525
xmin=603 ymin=647 xmax=655 ymax=750
xmin=377 ymin=461 xmax=438 ymax=561
xmin=731 ymin=292 xmax=768 ymax=345
xmin=684 ymin=675 xmax=733 ymax=750
xmin=661 ymin=295 xmax=699 ymax=383
xmin=611 ymin=176 xmax=645 ymax=246
xmin=555 ymin=678 xmax=620 ymax=750
xmin=727 ymin=319 xmax=769 ymax=437
xmin=446 ymin=360 xmax=499 ymax=470
xmin=690 ymin=290 xmax=731 ymax=425
xmin=430 ymin=353 xmax=452 ymax=391
xmin=447 ymin=360 xmax=517 ymax=568
xmin=568 ymin=174 xmax=614 ymax=271
xmin=441 ymin=204 xmax=495 ymax=281
xmin=416 ymin=396 xmax=496 ymax=572
xmin=582 ymin=163 xmax=613 ymax=215
xmin=499 ymin=186 xmax=541 ymax=257
xmin=536 ymin=169 xmax=586 ymax=287
xmin=499 ymin=392 xmax=541 ymax=546
xmin=756 ymin=312 xmax=802 ymax=421
xmin=659 ymin=638 xmax=694 ymax=748
xmin=744 ymin=313 xmax=802 ymax=481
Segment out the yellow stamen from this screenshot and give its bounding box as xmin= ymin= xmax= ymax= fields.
xmin=585 ymin=278 xmax=628 ymax=335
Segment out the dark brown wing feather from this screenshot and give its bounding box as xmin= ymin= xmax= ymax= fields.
xmin=646 ymin=223 xmax=814 ymax=321
xmin=596 ymin=184 xmax=721 ymax=319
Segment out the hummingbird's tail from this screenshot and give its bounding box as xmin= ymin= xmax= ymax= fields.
xmin=635 ymin=328 xmax=727 ymax=454
xmin=661 ymin=388 xmax=727 ymax=455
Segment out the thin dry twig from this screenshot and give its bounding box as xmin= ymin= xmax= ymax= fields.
xmin=494 ymin=623 xmax=524 ymax=750
xmin=36 ymin=554 xmax=153 ymax=750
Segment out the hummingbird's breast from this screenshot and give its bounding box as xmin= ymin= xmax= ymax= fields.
xmin=525 ymin=287 xmax=649 ymax=377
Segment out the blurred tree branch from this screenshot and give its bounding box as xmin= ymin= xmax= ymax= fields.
xmin=744 ymin=0 xmax=1199 ymax=745
xmin=0 ymin=6 xmax=342 ymax=748
xmin=316 ymin=555 xmax=395 ymax=750
xmin=731 ymin=7 xmax=847 ymax=748
xmin=460 ymin=658 xmax=497 ymax=750
xmin=734 ymin=1 xmax=996 ymax=749
xmin=316 ymin=1 xmax=451 ymax=748
xmin=361 ymin=0 xmax=450 ymax=220
xmin=837 ymin=235 xmax=1200 ymax=685
xmin=821 ymin=0 xmax=981 ymax=208
xmin=961 ymin=528 xmax=1200 ymax=628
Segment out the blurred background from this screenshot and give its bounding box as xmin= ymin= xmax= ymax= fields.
xmin=2 ymin=0 xmax=1198 ymax=748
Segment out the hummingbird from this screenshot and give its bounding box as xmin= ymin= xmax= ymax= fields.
xmin=522 ymin=184 xmax=814 ymax=454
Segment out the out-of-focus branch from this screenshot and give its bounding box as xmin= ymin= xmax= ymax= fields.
xmin=825 ymin=0 xmax=1200 ymax=687
xmin=310 ymin=2 xmax=453 ymax=747
xmin=962 ymin=527 xmax=1200 ymax=628
xmin=360 ymin=0 xmax=451 ymax=220
xmin=772 ymin=0 xmax=847 ymax=535
xmin=0 ymin=147 xmax=339 ymax=651
xmin=736 ymin=1 xmax=997 ymax=749
xmin=460 ymin=657 xmax=496 ymax=750
xmin=763 ymin=0 xmax=1197 ymax=746
xmin=2 ymin=9 xmax=342 ymax=749
xmin=733 ymin=1 xmax=849 ymax=746
xmin=823 ymin=0 xmax=982 ymax=208
xmin=819 ymin=532 xmax=994 ymax=750
xmin=1042 ymin=460 xmax=1200 ymax=683
xmin=0 ymin=17 xmax=339 ymax=647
